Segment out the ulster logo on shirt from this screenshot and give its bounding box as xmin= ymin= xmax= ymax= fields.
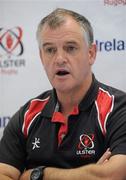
xmin=76 ymin=133 xmax=95 ymax=158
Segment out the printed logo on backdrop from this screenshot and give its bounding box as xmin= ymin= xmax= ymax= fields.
xmin=104 ymin=0 xmax=126 ymax=6
xmin=0 ymin=116 xmax=10 ymax=128
xmin=0 ymin=27 xmax=26 ymax=75
xmin=0 ymin=116 xmax=10 ymax=138
xmin=96 ymin=39 xmax=126 ymax=52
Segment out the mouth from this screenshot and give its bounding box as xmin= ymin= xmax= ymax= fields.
xmin=56 ymin=70 xmax=70 ymax=76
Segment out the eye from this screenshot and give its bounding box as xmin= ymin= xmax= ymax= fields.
xmin=45 ymin=47 xmax=56 ymax=55
xmin=66 ymin=46 xmax=77 ymax=53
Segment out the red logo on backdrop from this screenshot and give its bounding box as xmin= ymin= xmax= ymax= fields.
xmin=104 ymin=0 xmax=126 ymax=6
xmin=0 ymin=27 xmax=25 ymax=75
xmin=0 ymin=27 xmax=24 ymax=57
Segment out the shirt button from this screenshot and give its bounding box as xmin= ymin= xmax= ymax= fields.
xmin=61 ymin=133 xmax=66 ymax=140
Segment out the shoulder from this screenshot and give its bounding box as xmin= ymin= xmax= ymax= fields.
xmin=97 ymin=82 xmax=126 ymax=108
xmin=20 ymin=89 xmax=53 ymax=117
xmin=98 ymin=82 xmax=126 ymax=97
xmin=95 ymin=81 xmax=126 ymax=134
xmin=5 ymin=89 xmax=53 ymax=136
xmin=97 ymin=82 xmax=126 ymax=120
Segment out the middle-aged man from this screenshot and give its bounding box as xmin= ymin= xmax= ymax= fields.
xmin=0 ymin=8 xmax=126 ymax=180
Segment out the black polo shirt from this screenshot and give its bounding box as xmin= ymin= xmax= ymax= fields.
xmin=0 ymin=76 xmax=126 ymax=173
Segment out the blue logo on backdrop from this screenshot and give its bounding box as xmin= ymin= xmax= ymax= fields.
xmin=96 ymin=39 xmax=126 ymax=52
xmin=0 ymin=116 xmax=10 ymax=128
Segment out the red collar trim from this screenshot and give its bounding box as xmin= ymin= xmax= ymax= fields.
xmin=52 ymin=111 xmax=66 ymax=123
xmin=70 ymin=106 xmax=79 ymax=115
xmin=51 ymin=106 xmax=79 ymax=124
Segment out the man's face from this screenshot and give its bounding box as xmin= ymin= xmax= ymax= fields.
xmin=39 ymin=16 xmax=96 ymax=93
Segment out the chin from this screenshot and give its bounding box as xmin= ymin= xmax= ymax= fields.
xmin=55 ymin=86 xmax=73 ymax=93
xmin=53 ymin=81 xmax=74 ymax=93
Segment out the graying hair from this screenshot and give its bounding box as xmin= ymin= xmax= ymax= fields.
xmin=36 ymin=8 xmax=94 ymax=47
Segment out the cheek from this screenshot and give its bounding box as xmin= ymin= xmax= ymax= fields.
xmin=40 ymin=52 xmax=50 ymax=66
xmin=75 ymin=55 xmax=89 ymax=68
xmin=74 ymin=58 xmax=90 ymax=77
xmin=41 ymin=57 xmax=50 ymax=69
xmin=40 ymin=53 xmax=54 ymax=79
xmin=43 ymin=62 xmax=54 ymax=79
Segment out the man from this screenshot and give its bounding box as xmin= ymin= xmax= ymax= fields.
xmin=0 ymin=8 xmax=126 ymax=180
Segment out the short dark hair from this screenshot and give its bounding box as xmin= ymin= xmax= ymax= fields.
xmin=36 ymin=8 xmax=94 ymax=47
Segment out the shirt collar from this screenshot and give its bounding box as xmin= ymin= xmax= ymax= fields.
xmin=79 ymin=74 xmax=99 ymax=111
xmin=41 ymin=74 xmax=99 ymax=117
xmin=41 ymin=89 xmax=57 ymax=118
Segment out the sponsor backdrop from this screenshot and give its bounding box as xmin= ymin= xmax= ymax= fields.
xmin=0 ymin=0 xmax=126 ymax=138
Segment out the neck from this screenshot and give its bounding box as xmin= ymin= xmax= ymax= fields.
xmin=56 ymin=74 xmax=93 ymax=117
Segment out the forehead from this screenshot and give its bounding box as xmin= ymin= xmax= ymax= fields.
xmin=41 ymin=17 xmax=84 ymax=44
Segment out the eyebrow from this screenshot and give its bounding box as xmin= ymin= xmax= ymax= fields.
xmin=42 ymin=42 xmax=54 ymax=47
xmin=42 ymin=40 xmax=78 ymax=48
xmin=65 ymin=41 xmax=78 ymax=44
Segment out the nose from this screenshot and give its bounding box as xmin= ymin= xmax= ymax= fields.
xmin=54 ymin=49 xmax=67 ymax=65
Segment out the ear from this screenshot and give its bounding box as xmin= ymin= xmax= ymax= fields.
xmin=88 ymin=43 xmax=97 ymax=65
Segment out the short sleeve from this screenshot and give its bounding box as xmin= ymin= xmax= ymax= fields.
xmin=0 ymin=109 xmax=27 ymax=173
xmin=106 ymin=99 xmax=126 ymax=156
